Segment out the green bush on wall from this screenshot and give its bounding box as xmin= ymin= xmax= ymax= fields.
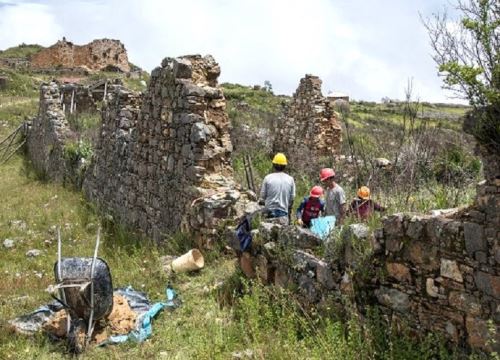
xmin=63 ymin=140 xmax=93 ymax=165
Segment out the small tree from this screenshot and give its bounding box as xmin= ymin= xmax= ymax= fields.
xmin=423 ymin=0 xmax=499 ymax=149
xmin=423 ymin=0 xmax=499 ymax=107
xmin=263 ymin=80 xmax=273 ymax=93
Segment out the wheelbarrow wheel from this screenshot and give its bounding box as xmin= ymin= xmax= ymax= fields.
xmin=68 ymin=318 xmax=87 ymax=354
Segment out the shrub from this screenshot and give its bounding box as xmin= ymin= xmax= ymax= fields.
xmin=63 ymin=140 xmax=93 ymax=164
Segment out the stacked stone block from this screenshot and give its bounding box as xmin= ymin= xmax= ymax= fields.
xmin=273 ymin=75 xmax=342 ymax=167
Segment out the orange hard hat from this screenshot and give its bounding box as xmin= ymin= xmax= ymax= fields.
xmin=357 ymin=186 xmax=370 ymax=200
xmin=319 ymin=168 xmax=335 ymax=182
xmin=310 ymin=186 xmax=324 ymax=198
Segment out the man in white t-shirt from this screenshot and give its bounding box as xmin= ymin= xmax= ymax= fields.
xmin=320 ymin=168 xmax=346 ymax=224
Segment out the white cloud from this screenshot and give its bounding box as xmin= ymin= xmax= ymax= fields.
xmin=0 ymin=2 xmax=63 ymax=47
xmin=0 ymin=0 xmax=464 ymax=103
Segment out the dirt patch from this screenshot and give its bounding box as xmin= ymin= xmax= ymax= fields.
xmin=106 ymin=294 xmax=137 ymax=334
xmin=41 ymin=294 xmax=137 ymax=343
xmin=42 ymin=309 xmax=68 ymax=337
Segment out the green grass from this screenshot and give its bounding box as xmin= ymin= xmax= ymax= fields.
xmin=0 ymin=68 xmax=45 ymax=98
xmin=223 ymin=83 xmax=284 ymax=131
xmin=0 ymin=44 xmax=44 ymax=59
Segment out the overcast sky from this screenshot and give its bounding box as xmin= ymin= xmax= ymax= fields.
xmin=0 ymin=0 xmax=464 ymax=103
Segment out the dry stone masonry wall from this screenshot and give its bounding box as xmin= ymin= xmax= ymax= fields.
xmin=237 ymin=120 xmax=499 ymax=353
xmin=83 ymin=55 xmax=252 ymax=243
xmin=26 ymin=82 xmax=76 ymax=182
xmin=27 ymin=55 xmax=254 ymax=244
xmin=273 ymin=75 xmax=342 ymax=167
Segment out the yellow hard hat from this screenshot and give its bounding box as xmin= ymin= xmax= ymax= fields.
xmin=357 ymin=186 xmax=370 ymax=200
xmin=272 ymin=153 xmax=288 ymax=166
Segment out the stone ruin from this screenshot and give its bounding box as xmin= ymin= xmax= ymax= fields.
xmin=24 ymin=50 xmax=499 ymax=354
xmin=27 ymin=82 xmax=76 ymax=183
xmin=30 ymin=38 xmax=130 ymax=73
xmin=273 ymin=74 xmax=342 ymax=168
xmin=234 ymin=112 xmax=499 ymax=353
xmin=27 ymin=55 xmax=255 ymax=244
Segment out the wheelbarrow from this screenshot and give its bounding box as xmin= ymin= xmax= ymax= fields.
xmin=47 ymin=227 xmax=113 ymax=353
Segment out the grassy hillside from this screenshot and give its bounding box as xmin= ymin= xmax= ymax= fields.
xmin=0 ymin=44 xmax=44 ymax=59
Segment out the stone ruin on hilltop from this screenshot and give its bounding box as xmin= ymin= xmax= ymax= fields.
xmin=0 ymin=38 xmax=131 ymax=74
xmin=26 ymin=54 xmax=255 ymax=245
xmin=273 ymin=74 xmax=342 ymax=168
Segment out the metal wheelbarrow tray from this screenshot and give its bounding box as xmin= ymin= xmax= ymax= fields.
xmin=53 ymin=257 xmax=113 ymax=320
xmin=48 ymin=227 xmax=113 ymax=353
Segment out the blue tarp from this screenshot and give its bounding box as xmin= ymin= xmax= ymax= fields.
xmin=100 ymin=286 xmax=179 ymax=345
xmin=310 ymin=216 xmax=336 ymax=239
xmin=9 ymin=285 xmax=179 ymax=346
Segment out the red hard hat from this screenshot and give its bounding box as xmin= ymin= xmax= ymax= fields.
xmin=320 ymin=168 xmax=335 ymax=182
xmin=310 ymin=186 xmax=324 ymax=198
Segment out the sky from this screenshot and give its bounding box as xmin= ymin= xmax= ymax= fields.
xmin=0 ymin=0 xmax=464 ymax=103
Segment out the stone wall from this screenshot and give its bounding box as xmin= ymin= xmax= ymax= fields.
xmin=83 ymin=55 xmax=253 ymax=243
xmin=30 ymin=38 xmax=130 ymax=73
xmin=273 ymin=75 xmax=342 ymax=168
xmin=26 ymin=82 xmax=76 ymax=182
xmin=236 ymin=133 xmax=499 ymax=353
xmin=26 ymin=55 xmax=254 ymax=244
xmin=0 ymin=57 xmax=31 ymax=70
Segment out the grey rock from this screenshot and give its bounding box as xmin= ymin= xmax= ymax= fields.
xmin=440 ymin=259 xmax=463 ymax=283
xmin=26 ymin=249 xmax=42 ymax=257
xmin=474 ymin=271 xmax=500 ymax=299
xmin=10 ymin=220 xmax=27 ymax=231
xmin=343 ymin=223 xmax=370 ymax=241
xmin=172 ymin=58 xmax=192 ymax=78
xmin=406 ymin=216 xmax=424 ymax=240
xmin=464 ymin=222 xmax=486 ymax=256
xmin=3 ymin=239 xmax=15 ymax=248
xmin=375 ymin=287 xmax=410 ymax=312
xmin=316 ymin=260 xmax=335 ymax=290
xmin=232 ymin=349 xmax=254 ymax=359
xmin=190 ymin=123 xmax=212 ymax=143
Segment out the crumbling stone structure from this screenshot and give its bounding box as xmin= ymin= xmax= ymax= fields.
xmin=27 ymin=55 xmax=253 ymax=243
xmin=273 ymin=75 xmax=342 ymax=167
xmin=0 ymin=57 xmax=30 ymax=70
xmin=31 ymin=38 xmax=130 ymax=73
xmin=80 ymin=54 xmax=251 ymax=243
xmin=26 ymin=82 xmax=76 ymax=182
xmin=236 ymin=113 xmax=499 ymax=353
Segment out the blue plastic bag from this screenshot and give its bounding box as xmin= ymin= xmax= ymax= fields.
xmin=310 ymin=216 xmax=336 ymax=239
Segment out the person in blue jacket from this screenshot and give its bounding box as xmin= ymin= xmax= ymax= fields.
xmin=296 ymin=186 xmax=325 ymax=228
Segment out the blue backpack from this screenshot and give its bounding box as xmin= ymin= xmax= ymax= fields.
xmin=236 ymin=216 xmax=252 ymax=252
